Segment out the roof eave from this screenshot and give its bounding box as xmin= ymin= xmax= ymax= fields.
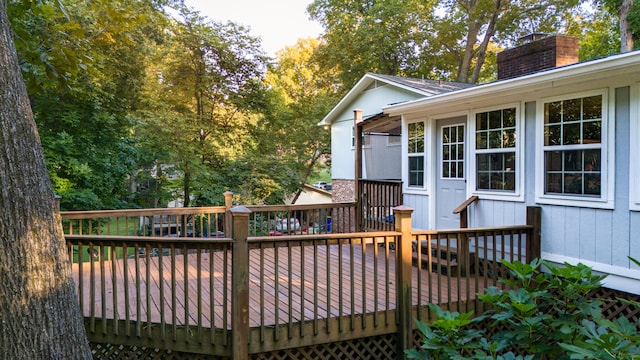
xmin=384 ymin=51 xmax=640 ymax=116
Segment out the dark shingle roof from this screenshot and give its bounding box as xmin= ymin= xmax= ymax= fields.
xmin=371 ymin=73 xmax=477 ymax=96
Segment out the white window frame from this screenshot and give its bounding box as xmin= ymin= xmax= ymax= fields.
xmin=630 ymin=83 xmax=640 ymax=211
xmin=535 ymin=89 xmax=614 ymax=209
xmin=406 ymin=120 xmax=426 ymax=190
xmin=470 ymin=103 xmax=524 ymax=201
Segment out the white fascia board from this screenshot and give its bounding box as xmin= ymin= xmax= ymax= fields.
xmin=317 ymin=73 xmax=437 ymax=127
xmin=383 ymin=51 xmax=640 ymax=117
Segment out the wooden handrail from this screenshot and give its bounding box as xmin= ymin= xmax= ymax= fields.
xmin=452 ymin=195 xmax=479 ymax=214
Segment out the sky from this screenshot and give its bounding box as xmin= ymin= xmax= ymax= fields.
xmin=185 ymin=0 xmax=324 ymax=57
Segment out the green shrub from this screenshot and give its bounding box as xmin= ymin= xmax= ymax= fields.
xmin=408 ymin=258 xmax=640 ymax=360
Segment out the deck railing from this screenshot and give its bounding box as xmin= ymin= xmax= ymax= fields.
xmin=63 ymin=204 xmax=540 ymax=359
xmin=61 ymin=196 xmax=357 ymax=239
xmin=357 ymin=179 xmax=403 ymax=231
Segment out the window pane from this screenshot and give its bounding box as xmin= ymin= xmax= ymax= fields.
xmin=583 ymin=96 xmax=602 ymax=120
xmin=443 ymin=145 xmax=450 ymax=160
xmin=564 ymin=173 xmax=583 ymax=194
xmin=563 ymin=123 xmax=581 ymax=145
xmin=457 ymin=161 xmax=464 ymax=178
xmin=563 ymin=150 xmax=581 ymax=171
xmin=505 ymin=153 xmax=516 ymax=171
xmin=442 ymin=163 xmax=449 ymax=178
xmin=504 ymin=172 xmax=516 ymax=191
xmin=457 ymin=144 xmax=464 ymax=160
xmin=477 ymin=112 xmax=488 ymax=130
xmin=545 ymin=102 xmax=562 ymax=124
xmin=503 ymin=129 xmax=516 ymax=148
xmin=503 ymin=108 xmax=516 ymax=127
xmin=489 ymin=110 xmax=502 ymax=129
xmin=457 ymin=125 xmax=464 ymax=142
xmin=489 ymin=130 xmax=501 ymax=148
xmin=583 ymin=120 xmax=601 ymax=144
xmin=477 ymin=154 xmax=489 ymax=171
xmin=546 ymin=173 xmax=562 ymax=193
xmin=477 ymin=173 xmax=489 ymax=190
xmin=476 ymin=132 xmax=487 ymax=149
xmin=451 ymin=162 xmax=457 ymax=177
xmin=585 ymin=173 xmax=601 ymax=195
xmin=584 ymin=149 xmax=600 ymax=171
xmin=451 ymin=127 xmax=457 ymax=142
xmin=563 ymin=98 xmax=581 ymax=122
xmin=545 ymin=151 xmax=562 ymax=172
xmin=491 ymin=173 xmax=503 ymax=190
xmin=545 ymin=125 xmax=561 ymax=146
xmin=409 ymin=156 xmax=424 ymax=187
xmin=442 ymin=127 xmax=449 ymax=143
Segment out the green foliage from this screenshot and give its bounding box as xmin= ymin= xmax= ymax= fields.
xmin=406 ymin=305 xmax=484 ymax=359
xmin=410 ymin=259 xmax=640 ymax=360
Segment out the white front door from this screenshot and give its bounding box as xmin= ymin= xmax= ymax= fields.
xmin=435 ymin=117 xmax=467 ymax=229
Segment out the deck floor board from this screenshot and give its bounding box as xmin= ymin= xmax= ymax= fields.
xmin=72 ymin=244 xmax=484 ymax=329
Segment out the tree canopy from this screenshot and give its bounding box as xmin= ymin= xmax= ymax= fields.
xmin=4 ymin=0 xmax=637 ymax=211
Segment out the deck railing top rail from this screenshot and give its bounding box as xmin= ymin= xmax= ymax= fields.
xmin=412 ymin=224 xmax=534 ymax=236
xmin=60 ymin=206 xmax=228 ymax=220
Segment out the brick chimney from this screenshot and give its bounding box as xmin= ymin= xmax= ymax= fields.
xmin=497 ymin=34 xmax=579 ymax=80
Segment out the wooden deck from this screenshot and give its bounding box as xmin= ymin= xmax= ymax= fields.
xmin=71 ymin=244 xmax=485 ymax=329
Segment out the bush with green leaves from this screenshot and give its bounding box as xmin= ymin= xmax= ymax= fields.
xmin=407 ymin=258 xmax=640 ymax=360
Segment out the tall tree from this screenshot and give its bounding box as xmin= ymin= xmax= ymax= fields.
xmin=308 ymin=0 xmax=435 ymax=89
xmin=9 ymin=0 xmax=166 ymax=210
xmin=139 ymin=5 xmax=269 ymax=206
xmin=599 ymin=0 xmax=640 ymax=52
xmin=309 ymin=0 xmax=584 ymax=84
xmin=0 ymin=0 xmax=91 ymax=357
xmin=262 ymin=38 xmax=338 ymax=203
xmin=422 ymin=0 xmax=582 ymax=83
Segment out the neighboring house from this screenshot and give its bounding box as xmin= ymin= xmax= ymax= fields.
xmin=364 ymin=34 xmax=639 ymax=294
xmin=317 ymin=73 xmax=475 ymax=204
xmin=285 ymin=184 xmax=332 ymax=205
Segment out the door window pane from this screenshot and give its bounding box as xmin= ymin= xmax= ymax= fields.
xmin=442 ymin=124 xmax=464 ymax=179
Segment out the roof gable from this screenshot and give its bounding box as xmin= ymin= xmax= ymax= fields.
xmin=318 ymin=73 xmax=474 ymax=126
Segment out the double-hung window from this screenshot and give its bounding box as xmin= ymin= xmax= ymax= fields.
xmin=537 ymin=89 xmax=612 ymax=208
xmin=475 ymin=107 xmax=517 ymax=193
xmin=544 ymin=95 xmax=602 ymax=195
xmin=408 ymin=122 xmax=425 ymax=187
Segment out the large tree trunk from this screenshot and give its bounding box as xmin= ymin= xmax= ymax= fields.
xmin=0 ymin=1 xmax=92 ymax=358
xmin=620 ymin=0 xmax=634 ymax=52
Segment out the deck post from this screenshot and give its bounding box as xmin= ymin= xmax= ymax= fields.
xmin=231 ymin=206 xmax=251 ymax=360
xmin=526 ymin=206 xmax=542 ymax=263
xmin=354 ymin=109 xmax=363 ymax=231
xmin=393 ymin=205 xmax=414 ymax=359
xmin=224 ymin=191 xmax=233 ymax=237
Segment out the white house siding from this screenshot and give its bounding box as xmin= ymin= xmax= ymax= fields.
xmin=331 ymin=85 xmax=425 ymax=181
xmin=470 ymin=200 xmax=527 ymax=228
xmin=403 ymin=193 xmax=430 ymax=230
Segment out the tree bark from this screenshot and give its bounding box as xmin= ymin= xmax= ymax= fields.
xmin=620 ymin=0 xmax=634 ymax=52
xmin=0 ymin=1 xmax=92 ymax=358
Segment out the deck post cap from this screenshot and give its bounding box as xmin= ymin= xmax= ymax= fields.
xmin=230 ymin=206 xmax=252 ymax=214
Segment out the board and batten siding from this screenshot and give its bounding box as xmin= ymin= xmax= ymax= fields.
xmin=404 ymin=193 xmax=430 ymax=230
xmin=537 ymin=86 xmax=640 ymax=294
xmin=418 ymin=89 xmax=638 ymax=292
